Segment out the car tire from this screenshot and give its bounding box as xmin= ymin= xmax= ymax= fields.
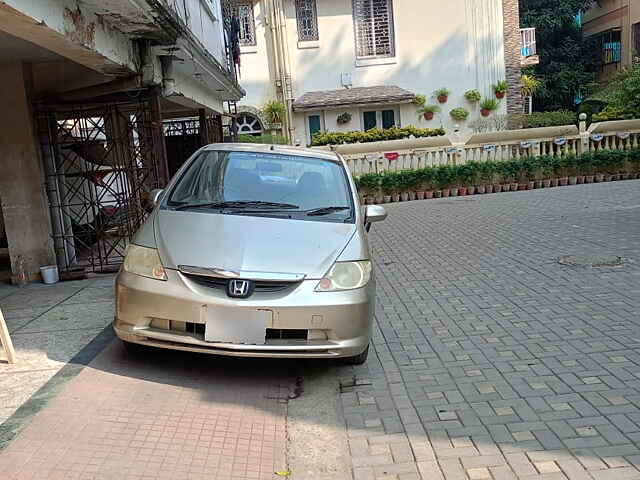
xmin=343 ymin=345 xmax=369 ymax=365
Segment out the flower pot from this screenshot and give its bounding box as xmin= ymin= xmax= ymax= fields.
xmin=511 ymin=182 xmax=519 ymax=191
xmin=433 ymin=190 xmax=442 ymax=198
xmin=409 ymin=191 xmax=417 ymax=201
xmin=542 ymin=179 xmax=551 ymax=188
xmin=401 ymin=192 xmax=410 ymax=202
xmin=383 ymin=195 xmax=391 ymax=203
xmin=485 ymin=184 xmax=494 ymax=194
xmin=585 ymin=176 xmax=594 ymax=184
xmin=375 ymin=195 xmax=384 ymax=204
xmin=365 ymin=197 xmax=373 ymax=205
xmin=534 ymin=180 xmax=543 ymax=189
xmin=518 ymin=183 xmax=528 ymax=191
xmin=481 ymin=108 xmax=491 ymax=117
xmin=621 ymin=172 xmax=630 ymax=180
xmin=558 ymin=177 xmax=568 ymax=186
xmin=611 ymin=173 xmax=620 ymax=181
xmin=423 ymin=112 xmax=434 ymax=121
xmin=392 ymin=193 xmax=400 ymax=202
xmin=425 ymin=191 xmax=434 ymax=199
xmin=450 ymin=188 xmax=459 ymax=197
xmin=576 ymin=176 xmax=585 ymax=184
xmin=442 ymin=188 xmax=451 ymax=198
xmin=437 ymin=95 xmax=448 ymax=103
xmin=416 ymin=191 xmax=425 ymax=200
xmin=568 ymin=176 xmax=577 ymax=185
xmin=500 ymin=184 xmax=510 ymax=192
xmin=458 ymin=187 xmax=468 ymax=196
xmin=467 ymin=185 xmax=476 ymax=195
xmin=594 ymin=173 xmax=604 ymax=182
xmin=550 ymin=178 xmax=559 ymax=187
xmin=476 ymin=185 xmax=486 ymax=194
xmin=493 ymin=184 xmax=502 ymax=193
xmin=603 ymin=174 xmax=612 ymax=182
xmin=495 ymin=91 xmax=506 ymax=99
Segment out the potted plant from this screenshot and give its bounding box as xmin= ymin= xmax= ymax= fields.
xmin=478 ymin=161 xmax=495 ymax=193
xmin=380 ymin=173 xmax=397 ymax=203
xmin=262 ymin=100 xmax=286 ymax=125
xmin=419 ymin=168 xmax=435 ymax=199
xmin=434 ymin=88 xmax=451 ymax=104
xmin=418 ymin=105 xmax=440 ymax=121
xmin=493 ymin=80 xmax=508 ymax=99
xmin=480 ymin=98 xmax=499 ymax=117
xmin=449 ymin=108 xmax=470 ymax=122
xmin=464 ymin=89 xmax=482 ymax=103
xmin=337 ymin=112 xmax=352 ymax=125
xmin=412 ymin=94 xmax=426 ymax=107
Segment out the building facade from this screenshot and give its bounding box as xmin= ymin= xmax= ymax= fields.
xmin=0 ymin=0 xmax=243 ymax=281
xmin=583 ymin=0 xmax=640 ymax=79
xmin=233 ymin=0 xmax=537 ymax=145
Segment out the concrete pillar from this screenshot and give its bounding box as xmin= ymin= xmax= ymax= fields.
xmin=0 ymin=62 xmax=55 ymax=281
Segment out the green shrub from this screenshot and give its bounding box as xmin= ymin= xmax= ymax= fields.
xmin=464 ymin=90 xmax=482 ymax=102
xmin=238 ymin=133 xmax=288 ymax=144
xmin=412 ymin=94 xmax=426 ymax=107
xmin=508 ymin=110 xmax=576 ymax=129
xmin=449 ymin=108 xmax=470 ymax=121
xmin=310 ymin=126 xmax=445 ymax=146
xmin=480 ymin=98 xmax=500 ymax=111
xmin=592 ymin=60 xmax=640 ymax=121
xmin=262 ymin=100 xmax=286 ymax=123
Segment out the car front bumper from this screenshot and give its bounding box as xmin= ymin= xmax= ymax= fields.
xmin=114 ymin=269 xmax=374 ymax=359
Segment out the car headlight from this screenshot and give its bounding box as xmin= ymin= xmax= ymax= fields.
xmin=315 ymin=261 xmax=372 ymax=292
xmin=123 ymin=244 xmax=167 ymax=281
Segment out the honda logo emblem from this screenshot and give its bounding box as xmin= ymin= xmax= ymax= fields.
xmin=227 ymin=279 xmax=253 ymax=298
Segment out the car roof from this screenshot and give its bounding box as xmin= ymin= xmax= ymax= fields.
xmin=202 ymin=143 xmax=342 ymax=163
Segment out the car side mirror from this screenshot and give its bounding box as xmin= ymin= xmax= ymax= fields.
xmin=365 ymin=205 xmax=387 ymax=223
xmin=150 ymin=189 xmax=164 ymax=206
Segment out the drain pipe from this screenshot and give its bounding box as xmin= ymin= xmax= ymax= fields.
xmin=159 ymin=55 xmax=176 ymax=97
xmin=274 ymin=0 xmax=295 ymax=143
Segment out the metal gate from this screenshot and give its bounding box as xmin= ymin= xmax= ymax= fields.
xmin=36 ymin=98 xmax=167 ymax=273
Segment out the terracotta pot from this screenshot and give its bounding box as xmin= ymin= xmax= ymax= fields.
xmin=485 ymin=184 xmax=494 ymax=194
xmin=493 ymin=184 xmax=502 ymax=193
xmin=365 ymin=197 xmax=374 ymax=205
xmin=621 ymin=172 xmax=630 ymax=180
xmin=603 ymin=174 xmax=612 ymax=182
xmin=437 ymin=95 xmax=448 ymax=103
xmin=450 ymin=188 xmax=459 ymax=197
xmin=442 ymin=188 xmax=451 ymax=197
xmin=433 ymin=191 xmax=442 ymax=198
xmin=375 ymin=195 xmax=384 ymax=204
xmin=416 ymin=191 xmax=425 ymax=200
xmin=611 ymin=173 xmax=620 ymax=181
xmin=481 ymin=108 xmax=491 ymax=117
xmin=576 ymin=176 xmax=585 ymax=184
xmin=383 ymin=195 xmax=391 ymax=203
xmin=526 ymin=181 xmax=534 ymax=190
xmin=542 ymin=179 xmax=551 ymax=188
xmin=495 ymin=91 xmax=506 ymax=99
xmin=476 ymin=185 xmax=486 ymax=194
xmin=594 ymin=173 xmax=604 ymax=182
xmin=585 ymin=176 xmax=594 ymax=184
xmin=558 ymin=177 xmax=569 ymax=186
xmin=401 ymin=192 xmax=410 ymax=202
xmin=511 ymin=182 xmax=519 ymax=191
xmin=518 ymin=183 xmax=528 ymax=191
xmin=568 ymin=176 xmax=577 ymax=185
xmin=425 ymin=191 xmax=434 ymax=199
xmin=534 ymin=180 xmax=543 ymax=189
xmin=467 ymin=185 xmax=476 ymax=194
xmin=423 ymin=112 xmax=434 ymax=121
xmin=550 ymin=178 xmax=559 ymax=187
xmin=458 ymin=187 xmax=468 ymax=196
xmin=392 ymin=193 xmax=400 ymax=202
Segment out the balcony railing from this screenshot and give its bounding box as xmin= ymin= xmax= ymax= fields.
xmin=520 ymin=28 xmax=539 ymax=65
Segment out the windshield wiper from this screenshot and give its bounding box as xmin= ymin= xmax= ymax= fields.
xmin=304 ymin=206 xmax=350 ymax=216
xmin=174 ymin=201 xmax=299 ymax=211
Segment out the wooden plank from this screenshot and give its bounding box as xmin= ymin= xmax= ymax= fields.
xmin=0 ymin=308 xmax=16 ymax=364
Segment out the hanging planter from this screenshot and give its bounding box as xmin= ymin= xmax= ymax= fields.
xmin=480 ymin=98 xmax=499 ymax=117
xmin=434 ymin=88 xmax=450 ymax=104
xmin=418 ymin=105 xmax=440 ymax=121
xmin=336 ymin=112 xmax=352 ymax=125
xmin=493 ymin=80 xmax=508 ymax=99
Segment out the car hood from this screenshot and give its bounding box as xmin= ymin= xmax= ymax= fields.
xmin=155 ymin=210 xmax=357 ymax=279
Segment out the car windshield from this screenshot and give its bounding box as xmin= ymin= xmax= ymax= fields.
xmin=166 ymin=150 xmax=354 ymax=222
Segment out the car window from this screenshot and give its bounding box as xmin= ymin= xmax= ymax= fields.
xmin=167 ymin=150 xmax=354 ymax=221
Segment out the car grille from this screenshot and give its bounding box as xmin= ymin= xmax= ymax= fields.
xmin=182 ymin=272 xmax=298 ymax=293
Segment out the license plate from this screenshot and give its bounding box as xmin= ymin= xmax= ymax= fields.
xmin=205 ymin=307 xmax=269 ymax=345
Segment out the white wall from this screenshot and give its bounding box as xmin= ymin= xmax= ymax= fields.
xmin=240 ymin=0 xmax=508 ymax=143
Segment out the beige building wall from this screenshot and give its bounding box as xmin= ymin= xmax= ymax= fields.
xmin=239 ymin=0 xmax=510 ymax=144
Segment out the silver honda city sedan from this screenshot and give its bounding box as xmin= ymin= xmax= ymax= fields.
xmin=114 ymin=144 xmax=387 ymax=364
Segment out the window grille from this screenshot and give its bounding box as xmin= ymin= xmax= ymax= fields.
xmin=352 ymin=0 xmax=395 ymax=59
xmin=634 ymin=23 xmax=640 ymax=59
xmin=295 ymin=0 xmax=319 ymax=42
xmin=233 ymin=1 xmax=256 ymax=46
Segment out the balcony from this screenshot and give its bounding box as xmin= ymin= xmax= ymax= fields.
xmin=520 ymin=28 xmax=540 ymax=66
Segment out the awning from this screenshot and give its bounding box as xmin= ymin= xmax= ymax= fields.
xmin=292 ymin=85 xmax=415 ymax=111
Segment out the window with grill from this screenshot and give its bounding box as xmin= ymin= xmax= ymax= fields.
xmin=233 ymin=1 xmax=256 ymax=46
xmin=592 ymin=29 xmax=622 ymax=66
xmin=295 ymin=0 xmax=319 ymax=42
xmin=352 ymin=0 xmax=395 ymax=59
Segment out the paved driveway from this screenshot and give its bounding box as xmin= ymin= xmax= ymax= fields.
xmin=1 ymin=180 xmax=640 ymax=480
